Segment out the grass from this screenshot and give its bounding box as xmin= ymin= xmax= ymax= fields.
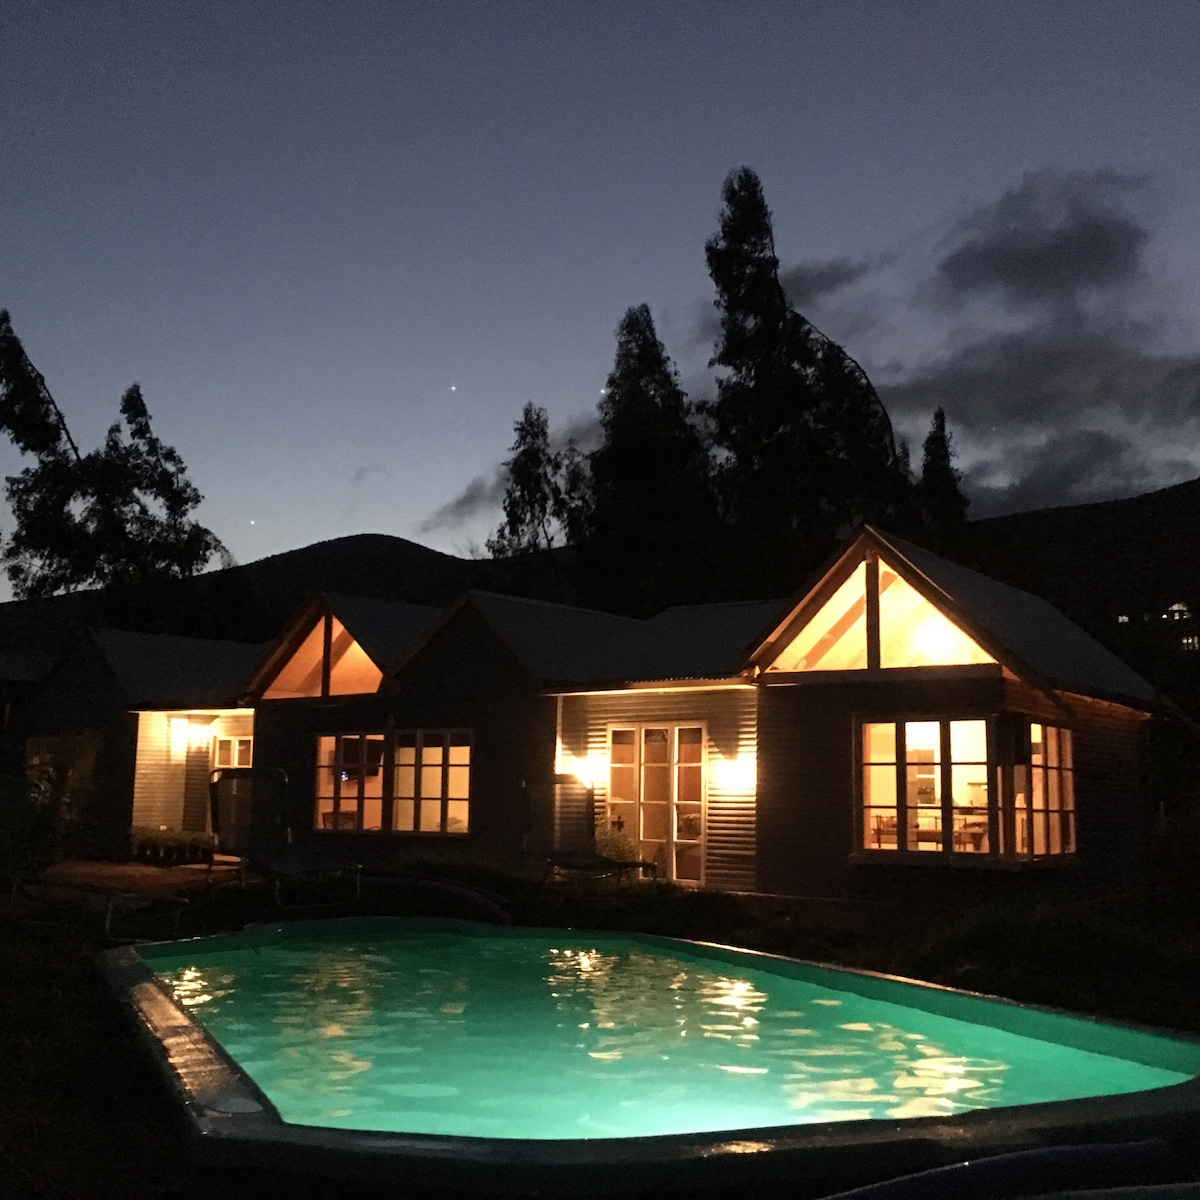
xmin=3 ymin=867 xmax=1200 ymax=1198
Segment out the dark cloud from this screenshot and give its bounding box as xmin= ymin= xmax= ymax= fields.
xmin=965 ymin=429 xmax=1164 ymax=517
xmin=418 ymin=468 xmax=506 ymax=533
xmin=780 ymin=256 xmax=873 ymax=310
xmin=935 ymin=169 xmax=1149 ymax=306
xmin=417 ymin=409 xmax=603 ymax=534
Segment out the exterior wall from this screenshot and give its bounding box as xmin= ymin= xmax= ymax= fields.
xmin=252 ymin=606 xmax=557 ymax=871
xmin=756 ymin=670 xmax=1151 ymax=903
xmin=558 ymin=687 xmax=758 ymax=889
xmin=131 ymin=709 xmax=256 ymax=834
xmin=24 ymin=641 xmax=137 ymax=858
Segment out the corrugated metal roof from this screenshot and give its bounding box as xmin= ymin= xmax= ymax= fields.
xmin=465 ymin=592 xmax=785 ymax=685
xmin=877 ymin=530 xmax=1158 ymax=707
xmin=93 ymin=629 xmax=269 ymax=708
xmin=324 ymin=594 xmax=443 ymax=668
xmin=465 ymin=592 xmax=643 ymax=682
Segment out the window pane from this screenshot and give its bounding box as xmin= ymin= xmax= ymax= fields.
xmin=362 ymin=797 xmax=383 ymax=831
xmin=446 ymin=800 xmax=469 ymax=834
xmin=951 ymin=764 xmax=989 ymax=853
xmin=677 ymin=762 xmax=702 ymax=805
xmin=1047 ymin=726 xmax=1059 ymax=769
xmin=421 ymin=765 xmax=443 ymax=799
xmin=447 ymin=765 xmax=470 ymax=800
xmin=418 ymin=799 xmax=442 ymax=833
xmin=235 ymin=738 xmax=253 ymax=767
xmin=864 ymin=807 xmax=898 ymax=849
xmin=864 ymin=764 xmax=897 ymax=808
xmin=879 ymin=573 xmax=995 ymax=668
xmin=610 ymin=764 xmax=637 ymax=803
xmin=394 ymin=765 xmax=416 ymax=798
xmin=449 ymin=743 xmax=470 ymax=766
xmin=317 ymin=735 xmax=337 ymax=769
xmin=676 ymin=803 xmax=702 ymax=842
xmin=1031 ymin=724 xmax=1045 ymax=767
xmin=675 ymin=842 xmax=703 ymax=882
xmin=863 ymin=722 xmax=896 ymax=763
xmin=393 ymin=798 xmax=415 ymax=832
xmin=643 ymin=728 xmax=669 ymax=761
xmin=215 ymin=739 xmax=232 ymax=768
xmin=769 ymin=562 xmax=868 ymax=672
xmin=641 ymin=802 xmax=669 ymax=841
xmin=950 ymin=720 xmax=987 ymax=762
xmin=610 ymin=729 xmax=636 ymax=763
xmin=1059 ymin=729 xmax=1073 ymax=771
xmin=677 ymin=727 xmax=703 ymax=763
xmin=423 ymin=742 xmax=444 ymax=766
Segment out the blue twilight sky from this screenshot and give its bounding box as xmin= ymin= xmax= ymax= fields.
xmin=3 ymin=0 xmax=1199 ymax=574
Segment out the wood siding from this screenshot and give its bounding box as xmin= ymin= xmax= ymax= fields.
xmin=558 ymin=688 xmax=758 ymax=890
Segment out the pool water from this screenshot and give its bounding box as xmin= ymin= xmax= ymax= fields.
xmin=141 ymin=924 xmax=1193 ymax=1141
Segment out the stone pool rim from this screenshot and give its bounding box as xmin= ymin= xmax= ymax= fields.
xmin=105 ymin=916 xmax=1200 ymax=1195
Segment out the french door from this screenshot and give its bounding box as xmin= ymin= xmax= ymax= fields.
xmin=607 ymin=725 xmax=704 ymax=883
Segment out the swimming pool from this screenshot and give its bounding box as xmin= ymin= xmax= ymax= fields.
xmin=108 ymin=918 xmax=1200 ymax=1193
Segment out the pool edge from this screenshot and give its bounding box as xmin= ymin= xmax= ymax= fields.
xmin=104 ymin=922 xmax=1200 ymax=1196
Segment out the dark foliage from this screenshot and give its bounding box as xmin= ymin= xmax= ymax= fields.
xmin=577 ymin=305 xmax=723 ymax=614
xmin=703 ymin=168 xmax=908 ymax=594
xmin=0 ymin=312 xmax=229 ymax=597
xmin=915 ymin=406 xmax=970 ymax=535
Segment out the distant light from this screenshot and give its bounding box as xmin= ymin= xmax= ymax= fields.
xmin=1117 ymin=614 xmax=1129 ymax=624
xmin=250 ymin=520 xmax=256 ymax=526
xmin=449 ymin=385 xmax=457 ymax=392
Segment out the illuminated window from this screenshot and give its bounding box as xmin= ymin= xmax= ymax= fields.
xmin=769 ymin=562 xmax=868 ymax=671
xmin=315 ymin=733 xmax=385 ymax=831
xmin=1117 ymin=614 xmax=1130 ymax=624
xmin=878 ymin=569 xmax=994 ymax=667
xmin=1183 ymin=635 xmax=1200 ymax=652
xmin=608 ymin=725 xmax=704 ymax=883
xmin=213 ymin=736 xmax=252 ymax=768
xmin=768 ymin=558 xmax=993 ymax=673
xmin=265 ymin=615 xmax=383 ymax=698
xmin=392 ymin=730 xmax=471 ymax=835
xmin=1012 ymin=725 xmax=1075 ymax=856
xmin=861 ymin=719 xmax=1074 ymax=861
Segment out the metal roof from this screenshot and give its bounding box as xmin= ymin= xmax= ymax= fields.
xmin=873 ymin=530 xmax=1158 ymax=707
xmin=464 ymin=592 xmax=785 ymax=685
xmin=323 ymin=594 xmax=443 ymax=668
xmin=93 ymin=629 xmax=269 ymax=709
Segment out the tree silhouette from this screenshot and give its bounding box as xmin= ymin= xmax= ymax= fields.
xmin=0 ymin=311 xmax=229 ymax=597
xmin=916 ymin=407 xmax=970 ymax=534
xmin=704 ymin=168 xmax=907 ymax=590
xmin=579 ymin=305 xmax=720 ymax=614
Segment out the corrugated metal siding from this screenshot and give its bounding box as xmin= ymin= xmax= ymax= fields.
xmin=131 ymin=709 xmax=255 ymax=832
xmin=559 ymin=688 xmax=757 ymax=890
xmin=131 ymin=712 xmax=184 ymax=830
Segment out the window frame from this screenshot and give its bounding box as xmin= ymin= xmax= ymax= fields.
xmin=855 ymin=714 xmax=1076 ymax=864
xmin=313 ymin=727 xmax=472 ymax=837
xmin=605 ymin=722 xmax=707 ymax=886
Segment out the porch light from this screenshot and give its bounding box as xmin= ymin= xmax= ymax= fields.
xmin=564 ymin=754 xmax=606 ymax=790
xmin=711 ymin=754 xmax=756 ymax=792
xmin=169 ymin=718 xmax=189 ymax=758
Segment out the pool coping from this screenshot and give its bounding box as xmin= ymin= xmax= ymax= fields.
xmin=104 ymin=917 xmax=1200 ymax=1195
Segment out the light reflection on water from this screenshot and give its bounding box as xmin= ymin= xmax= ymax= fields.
xmin=147 ymin=932 xmax=1187 ymax=1140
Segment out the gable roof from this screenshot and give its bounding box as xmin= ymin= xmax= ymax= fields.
xmin=448 ymin=592 xmax=785 ymax=686
xmin=244 ymin=593 xmax=443 ymax=698
xmin=93 ymin=629 xmax=268 ymax=709
xmin=753 ymin=527 xmax=1157 ymax=709
xmin=324 ymin=594 xmax=443 ymax=668
xmin=877 ymin=531 xmax=1157 ymax=707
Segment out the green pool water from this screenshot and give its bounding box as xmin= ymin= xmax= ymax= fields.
xmin=142 ymin=924 xmax=1194 ymax=1141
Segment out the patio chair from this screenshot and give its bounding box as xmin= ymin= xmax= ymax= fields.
xmin=208 ymin=767 xmax=361 ymax=907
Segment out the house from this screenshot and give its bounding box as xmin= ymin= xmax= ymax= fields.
xmin=24 ymin=628 xmax=267 ymax=857
xmin=243 ymin=527 xmax=1161 ymax=901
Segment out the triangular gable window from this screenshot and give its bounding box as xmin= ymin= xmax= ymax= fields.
xmin=878 ymin=568 xmax=993 ymax=668
xmin=768 ymin=562 xmax=868 ymax=672
xmin=263 ymin=615 xmax=383 ymax=698
xmin=765 ymin=553 xmax=995 ymax=673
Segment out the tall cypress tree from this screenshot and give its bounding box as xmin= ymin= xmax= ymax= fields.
xmin=704 ymin=168 xmax=907 ymax=591
xmin=580 ymin=305 xmax=719 ymax=614
xmin=916 ymin=407 xmax=970 ymax=534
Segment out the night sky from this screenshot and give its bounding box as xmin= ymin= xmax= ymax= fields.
xmin=4 ymin=1 xmax=1199 ymax=578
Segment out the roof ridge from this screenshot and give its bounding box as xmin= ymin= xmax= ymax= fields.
xmin=465 ymin=589 xmax=642 ymax=622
